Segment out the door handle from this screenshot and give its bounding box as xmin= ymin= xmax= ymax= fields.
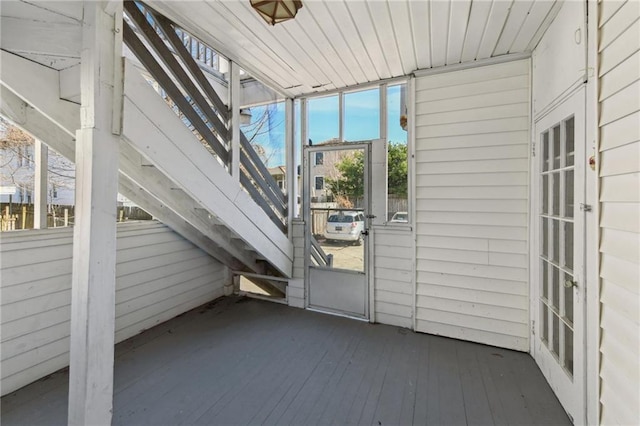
xmin=564 ymin=279 xmax=577 ymax=288
xmin=361 ymin=230 xmax=369 ymax=236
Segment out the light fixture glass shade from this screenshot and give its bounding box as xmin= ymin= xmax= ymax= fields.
xmin=250 ymin=0 xmax=303 ymax=25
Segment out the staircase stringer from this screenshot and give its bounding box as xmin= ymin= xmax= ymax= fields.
xmin=122 ymin=59 xmax=293 ymax=277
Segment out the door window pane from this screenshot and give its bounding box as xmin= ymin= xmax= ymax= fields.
xmin=311 ymin=148 xmax=366 ymax=273
xmin=565 ymin=117 xmax=574 ymax=167
xmin=552 ymin=266 xmax=560 ymax=311
xmin=542 ymin=175 xmax=548 ymax=214
xmin=564 ymin=324 xmax=574 ymax=375
xmin=564 ymin=222 xmax=574 ymax=271
xmin=552 ymin=173 xmax=560 ymax=216
xmin=552 ymin=220 xmax=560 ymax=264
xmin=542 ymin=131 xmax=549 ymax=172
xmin=542 ymin=261 xmax=549 ymax=300
xmin=542 ymin=218 xmax=548 ymax=258
xmin=563 ymin=272 xmax=574 ymax=324
xmin=541 ymin=303 xmax=549 ymax=343
xmin=552 ymin=314 xmax=560 ymax=356
xmin=565 ymin=170 xmax=574 ymax=218
xmin=553 ymin=125 xmax=561 ymax=169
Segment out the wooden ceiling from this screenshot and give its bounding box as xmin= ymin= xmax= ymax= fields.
xmin=0 ymin=1 xmax=560 ymax=98
xmin=154 ymin=0 xmax=560 ymax=97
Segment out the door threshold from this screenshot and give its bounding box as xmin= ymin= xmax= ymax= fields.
xmin=238 ymin=291 xmax=288 ymax=305
xmin=307 ymin=306 xmax=369 ymax=322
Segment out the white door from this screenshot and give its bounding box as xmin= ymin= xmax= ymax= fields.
xmin=304 ymin=143 xmax=370 ymax=319
xmin=532 ymin=88 xmax=586 ymax=424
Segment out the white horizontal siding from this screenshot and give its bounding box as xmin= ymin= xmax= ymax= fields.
xmin=414 ymin=59 xmax=530 ymax=352
xmin=372 ymin=227 xmax=413 ymax=329
xmin=598 ymin=2 xmax=640 ymax=423
xmin=0 ymin=221 xmax=228 ymax=396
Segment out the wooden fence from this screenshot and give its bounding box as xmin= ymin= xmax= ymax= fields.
xmin=0 ymin=204 xmax=152 ymax=232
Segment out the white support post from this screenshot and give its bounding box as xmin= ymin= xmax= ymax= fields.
xmin=230 ymin=61 xmax=241 ymax=181
xmin=285 ymin=98 xmax=294 ymax=239
xmin=379 ymin=84 xmax=388 ymax=142
xmin=299 ymin=98 xmax=308 ymax=217
xmin=68 ymin=2 xmax=122 ymax=425
xmin=34 ymin=139 xmax=48 ymax=229
xmin=338 ymin=92 xmax=344 ymax=141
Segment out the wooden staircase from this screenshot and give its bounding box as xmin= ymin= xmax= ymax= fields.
xmin=0 ymin=1 xmax=294 ymax=296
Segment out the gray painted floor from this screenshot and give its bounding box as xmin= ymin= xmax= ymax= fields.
xmin=1 ymin=297 xmax=571 ymax=425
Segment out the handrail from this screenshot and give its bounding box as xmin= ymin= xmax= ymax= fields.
xmin=138 ymin=4 xmax=221 ymax=78
xmin=240 ymin=133 xmax=287 ymax=207
xmin=123 ymin=7 xmax=229 ymax=163
xmin=123 ymin=1 xmax=288 ymax=232
xmin=310 ymin=236 xmax=333 ymax=267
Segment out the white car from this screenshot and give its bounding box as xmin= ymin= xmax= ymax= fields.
xmin=324 ymin=211 xmax=365 ymax=245
xmin=390 ymin=211 xmax=408 ymax=223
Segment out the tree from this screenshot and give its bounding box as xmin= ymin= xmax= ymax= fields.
xmin=387 ymin=143 xmax=408 ymax=197
xmin=0 ymin=118 xmax=75 ymax=204
xmin=325 ymin=142 xmax=407 ymax=202
xmin=326 ymin=150 xmax=364 ymax=201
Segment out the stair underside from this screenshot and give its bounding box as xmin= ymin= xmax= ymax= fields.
xmin=0 ymin=51 xmax=292 ymax=295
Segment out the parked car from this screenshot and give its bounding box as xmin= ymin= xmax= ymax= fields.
xmin=390 ymin=211 xmax=408 ymax=223
xmin=324 ymin=211 xmax=365 ymax=245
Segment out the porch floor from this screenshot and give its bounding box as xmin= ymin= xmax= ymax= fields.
xmin=1 ymin=297 xmax=570 ymax=425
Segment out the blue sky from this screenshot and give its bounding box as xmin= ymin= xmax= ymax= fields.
xmin=242 ymin=84 xmax=407 ymax=168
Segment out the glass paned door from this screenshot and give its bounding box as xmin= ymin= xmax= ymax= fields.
xmin=304 ymin=143 xmax=371 ymax=319
xmin=533 ymin=89 xmax=585 ymax=424
xmin=539 ymin=116 xmax=575 ymax=376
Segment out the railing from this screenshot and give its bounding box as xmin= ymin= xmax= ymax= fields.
xmin=310 ymin=235 xmax=333 ymax=268
xmin=138 ymin=5 xmax=221 ymax=74
xmin=123 ymin=1 xmax=287 ymax=232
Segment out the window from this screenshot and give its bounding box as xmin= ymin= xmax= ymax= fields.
xmin=240 ymin=101 xmax=286 ymax=169
xmin=309 ymin=95 xmax=339 ymax=144
xmin=314 ymin=176 xmax=324 ymax=190
xmin=387 ymin=84 xmax=408 ymax=223
xmin=315 ymin=152 xmax=324 ymax=165
xmin=344 ymin=88 xmax=380 ymax=142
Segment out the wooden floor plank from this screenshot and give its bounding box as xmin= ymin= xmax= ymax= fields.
xmin=1 ymin=297 xmax=572 ymax=426
xmin=456 ymin=340 xmax=496 ymax=425
xmin=318 ymin=324 xmax=383 ymax=425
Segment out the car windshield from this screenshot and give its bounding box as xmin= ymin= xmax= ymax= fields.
xmin=328 ymin=215 xmax=356 ymax=223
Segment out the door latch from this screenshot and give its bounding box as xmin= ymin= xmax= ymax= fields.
xmin=580 ymin=203 xmax=592 ymax=212
xmin=365 ymin=214 xmax=376 ymax=219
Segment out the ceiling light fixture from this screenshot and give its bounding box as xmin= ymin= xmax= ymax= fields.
xmin=250 ymin=0 xmax=303 ymax=26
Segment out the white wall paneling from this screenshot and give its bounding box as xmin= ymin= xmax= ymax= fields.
xmin=414 ymin=59 xmax=531 ymax=351
xmin=372 ymin=226 xmax=414 ymax=329
xmin=597 ymin=1 xmax=640 ymax=424
xmin=532 ymin=1 xmax=586 ymax=119
xmin=0 ymin=222 xmax=228 ymax=397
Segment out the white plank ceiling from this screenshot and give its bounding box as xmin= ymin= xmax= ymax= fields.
xmin=153 ymin=0 xmax=559 ymax=97
xmin=1 ymin=0 xmax=559 ymax=97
